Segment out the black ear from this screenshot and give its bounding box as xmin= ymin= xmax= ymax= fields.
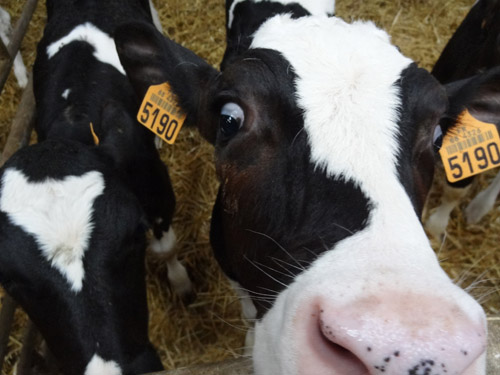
xmin=444 ymin=67 xmax=500 ymax=127
xmin=97 ymin=100 xmax=143 ymax=166
xmin=432 ymin=0 xmax=500 ymax=83
xmin=114 ymin=22 xmax=219 ymax=139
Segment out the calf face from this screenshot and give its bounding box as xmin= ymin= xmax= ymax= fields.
xmin=425 ymin=0 xmax=500 ymax=238
xmin=0 ymin=139 xmax=162 ymax=375
xmin=116 ymin=3 xmax=487 ymax=374
xmin=33 ymin=0 xmax=192 ymax=299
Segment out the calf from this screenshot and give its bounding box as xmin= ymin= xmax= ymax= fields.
xmin=425 ymin=0 xmax=500 ymax=238
xmin=0 ymin=130 xmax=163 ymax=375
xmin=115 ymin=1 xmax=488 ymax=374
xmin=33 ymin=0 xmax=192 ymax=299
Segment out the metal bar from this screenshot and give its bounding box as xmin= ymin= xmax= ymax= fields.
xmin=0 ymin=0 xmax=38 ymax=95
xmin=0 ymin=72 xmax=35 ymax=165
xmin=0 ymin=295 xmax=18 ymax=372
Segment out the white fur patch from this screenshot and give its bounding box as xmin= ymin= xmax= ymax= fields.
xmin=150 ymin=226 xmax=176 ymax=255
xmin=84 ymin=354 xmax=122 ymax=375
xmin=46 ymin=22 xmax=125 ymax=75
xmin=228 ymin=280 xmax=257 ymax=356
xmin=166 ymin=256 xmax=193 ymax=297
xmin=150 ymin=228 xmax=193 ymax=297
xmin=249 ymin=16 xmax=486 ymax=375
xmin=228 ymin=279 xmax=257 ymax=320
xmin=227 ymin=0 xmax=334 ymax=29
xmin=0 ymin=169 xmax=105 ymax=292
xmin=149 ymin=0 xmax=163 ymax=32
xmin=61 ymin=88 xmax=71 ymax=99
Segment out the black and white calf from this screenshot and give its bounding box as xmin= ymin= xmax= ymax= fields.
xmin=0 ymin=135 xmax=163 ymax=375
xmin=116 ymin=0 xmax=488 ymax=374
xmin=425 ymin=0 xmax=500 ymax=238
xmin=33 ymin=0 xmax=192 ymax=298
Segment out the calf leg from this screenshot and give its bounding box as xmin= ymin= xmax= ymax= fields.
xmin=12 ymin=52 xmax=28 ymax=89
xmin=150 ymin=226 xmax=194 ymax=303
xmin=425 ymin=183 xmax=470 ymax=239
xmin=228 ymin=280 xmax=257 ymax=356
xmin=465 ymin=171 xmax=500 ymax=224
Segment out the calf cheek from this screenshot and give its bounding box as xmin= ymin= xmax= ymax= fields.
xmin=216 ymin=144 xmax=276 ymax=214
xmin=412 ymin=144 xmax=435 ymax=215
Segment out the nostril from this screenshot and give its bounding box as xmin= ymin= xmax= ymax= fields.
xmin=302 ymin=309 xmax=370 ymax=375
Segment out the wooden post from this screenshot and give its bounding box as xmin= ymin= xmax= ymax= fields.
xmin=0 ymin=295 xmax=17 ymax=372
xmin=0 ymin=39 xmax=9 ymax=62
xmin=0 ymin=72 xmax=35 ymax=165
xmin=0 ymin=0 xmax=38 ymax=94
xmin=15 ymin=320 xmax=38 ymax=375
xmin=488 ymin=316 xmax=500 ymax=374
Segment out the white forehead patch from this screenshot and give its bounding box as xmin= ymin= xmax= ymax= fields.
xmin=84 ymin=354 xmax=122 ymax=375
xmin=46 ymin=22 xmax=125 ymax=75
xmin=0 ymin=169 xmax=105 ymax=292
xmin=228 ymin=0 xmax=334 ymax=29
xmin=251 ymin=15 xmax=412 ymax=209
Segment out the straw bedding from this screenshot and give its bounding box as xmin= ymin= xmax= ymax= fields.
xmin=0 ymin=0 xmax=498 ymax=373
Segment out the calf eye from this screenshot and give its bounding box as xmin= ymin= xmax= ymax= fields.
xmin=220 ymin=102 xmax=244 ymax=139
xmin=433 ymin=124 xmax=443 ymax=149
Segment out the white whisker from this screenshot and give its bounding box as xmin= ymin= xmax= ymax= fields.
xmin=244 ymin=254 xmax=288 ymax=288
xmin=245 ymin=229 xmax=304 ymax=268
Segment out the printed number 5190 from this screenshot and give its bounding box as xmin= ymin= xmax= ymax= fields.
xmin=140 ymin=101 xmax=179 ymax=141
xmin=447 ymin=143 xmax=500 ymax=181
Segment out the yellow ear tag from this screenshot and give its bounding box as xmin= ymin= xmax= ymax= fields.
xmin=439 ymin=109 xmax=500 ymax=183
xmin=89 ymin=122 xmax=99 ymax=145
xmin=137 ymin=82 xmax=186 ymax=144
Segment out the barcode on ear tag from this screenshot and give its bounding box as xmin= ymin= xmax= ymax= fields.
xmin=439 ymin=109 xmax=500 ymax=183
xmin=137 ymin=82 xmax=186 ymax=144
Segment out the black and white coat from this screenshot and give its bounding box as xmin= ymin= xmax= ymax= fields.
xmin=0 ymin=138 xmax=163 ymax=375
xmin=115 ymin=0 xmax=488 ymax=374
xmin=33 ymin=0 xmax=192 ymax=298
xmin=425 ymin=0 xmax=500 ymax=239
xmin=0 ymin=0 xmax=190 ymax=374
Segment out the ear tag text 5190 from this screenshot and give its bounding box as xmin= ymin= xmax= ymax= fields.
xmin=439 ymin=109 xmax=500 ymax=183
xmin=137 ymin=82 xmax=186 ymax=144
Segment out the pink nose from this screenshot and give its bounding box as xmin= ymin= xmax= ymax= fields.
xmin=298 ymin=293 xmax=487 ymax=375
